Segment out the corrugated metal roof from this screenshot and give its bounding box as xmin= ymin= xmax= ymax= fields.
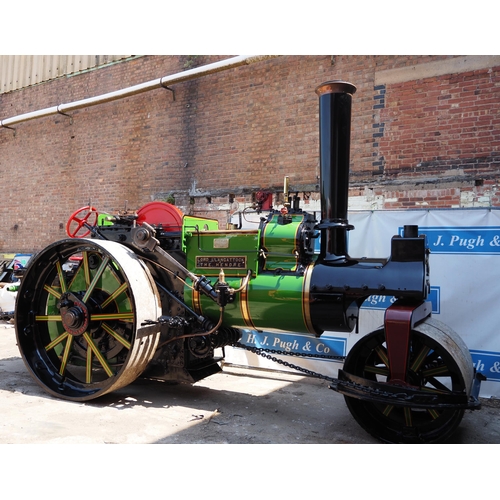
xmin=0 ymin=55 xmax=132 ymax=94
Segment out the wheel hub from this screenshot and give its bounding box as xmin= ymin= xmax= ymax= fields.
xmin=59 ymin=293 xmax=90 ymax=336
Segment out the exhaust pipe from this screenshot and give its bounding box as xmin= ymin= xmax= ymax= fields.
xmin=315 ymin=81 xmax=357 ymax=262
xmin=309 ymin=80 xmax=428 ymax=335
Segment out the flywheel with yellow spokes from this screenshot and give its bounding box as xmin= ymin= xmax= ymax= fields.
xmin=15 ymin=238 xmax=162 ymax=401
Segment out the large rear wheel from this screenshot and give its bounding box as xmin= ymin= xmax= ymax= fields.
xmin=15 ymin=239 xmax=162 ymax=401
xmin=343 ymin=318 xmax=473 ymax=443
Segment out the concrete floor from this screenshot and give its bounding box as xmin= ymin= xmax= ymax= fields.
xmin=1 ymin=322 xmax=499 ymax=444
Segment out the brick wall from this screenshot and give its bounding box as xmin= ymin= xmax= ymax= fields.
xmin=378 ymin=69 xmax=500 ymax=178
xmin=1 ymin=55 xmax=499 ymax=252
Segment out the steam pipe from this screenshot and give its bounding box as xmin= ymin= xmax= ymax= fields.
xmin=315 ymin=81 xmax=357 ymax=262
xmin=1 ymin=55 xmax=277 ymax=129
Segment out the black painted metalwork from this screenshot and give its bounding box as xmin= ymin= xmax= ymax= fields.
xmin=316 ymin=81 xmax=356 ymax=262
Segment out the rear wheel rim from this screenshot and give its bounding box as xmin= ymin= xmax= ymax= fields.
xmin=15 ymin=239 xmax=161 ymax=401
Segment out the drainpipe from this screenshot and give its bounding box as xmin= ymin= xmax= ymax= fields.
xmin=0 ymin=55 xmax=277 ymax=131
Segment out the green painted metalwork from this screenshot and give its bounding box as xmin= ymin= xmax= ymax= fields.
xmin=182 ymin=215 xmax=219 ymax=253
xmin=183 ymin=216 xmax=260 ymax=277
xmin=97 ymin=213 xmax=113 ymax=226
xmin=262 ymin=214 xmax=305 ymax=271
xmin=183 ymin=211 xmax=314 ymax=332
xmin=185 ymin=272 xmax=309 ymax=334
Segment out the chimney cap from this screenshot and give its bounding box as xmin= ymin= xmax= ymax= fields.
xmin=315 ymin=81 xmax=356 ymax=97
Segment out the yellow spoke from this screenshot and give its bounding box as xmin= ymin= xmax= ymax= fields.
xmin=101 ymin=282 xmax=129 ymax=309
xmin=82 ymin=256 xmax=110 ymax=303
xmin=382 ymin=405 xmax=394 ymax=417
xmin=36 ymin=315 xmax=62 ymax=321
xmin=86 ymin=346 xmax=93 ymax=384
xmin=427 ymin=408 xmax=440 ymax=419
xmin=364 ymin=365 xmax=390 ymax=376
xmin=83 ymin=332 xmax=114 ymax=378
xmin=59 ymin=335 xmax=74 ymax=375
xmin=375 ymin=345 xmax=389 ymax=367
xmin=68 ymin=259 xmax=84 ymax=290
xmin=56 ymin=260 xmax=67 ymax=294
xmin=92 ymin=312 xmax=134 ymax=322
xmin=410 ymin=345 xmax=431 ymax=372
xmin=422 ymin=365 xmax=449 ymax=377
xmin=404 ymin=407 xmax=413 ymax=426
xmin=101 ymin=323 xmax=131 ymax=349
xmin=420 ymin=385 xmax=448 ymax=394
xmin=45 ymin=331 xmax=70 ymax=351
xmin=82 ymin=251 xmax=91 ymax=287
xmin=43 ymin=284 xmax=62 ymax=299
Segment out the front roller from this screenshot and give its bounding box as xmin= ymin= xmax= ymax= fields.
xmin=340 ymin=317 xmax=475 ymax=443
xmin=15 ymin=238 xmax=162 ymax=401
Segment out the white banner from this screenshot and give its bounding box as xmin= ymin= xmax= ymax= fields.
xmin=225 ymin=208 xmax=500 ymax=398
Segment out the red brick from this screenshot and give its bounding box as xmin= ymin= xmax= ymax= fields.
xmin=1 ymin=55 xmax=499 ymax=252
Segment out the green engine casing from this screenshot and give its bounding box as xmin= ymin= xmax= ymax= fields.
xmin=183 ymin=213 xmax=317 ymax=334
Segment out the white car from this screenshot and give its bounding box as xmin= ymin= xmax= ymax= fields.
xmin=0 ymin=254 xmax=32 ymax=320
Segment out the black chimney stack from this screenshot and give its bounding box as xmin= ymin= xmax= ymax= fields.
xmin=315 ymin=81 xmax=357 ymax=262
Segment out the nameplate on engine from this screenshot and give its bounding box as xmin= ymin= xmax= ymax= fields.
xmin=195 ymin=256 xmax=247 ymax=269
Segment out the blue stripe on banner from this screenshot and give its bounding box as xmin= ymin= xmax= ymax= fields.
xmin=399 ymin=226 xmax=500 ymax=254
xmin=470 ymin=350 xmax=500 ymax=382
xmin=361 ymin=287 xmax=440 ymax=313
xmin=238 ymin=330 xmax=347 ymax=359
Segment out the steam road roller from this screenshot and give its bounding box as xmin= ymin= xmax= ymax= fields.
xmin=14 ymin=81 xmax=482 ymax=443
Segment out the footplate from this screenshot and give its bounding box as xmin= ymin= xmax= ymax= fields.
xmin=332 ymin=370 xmax=482 ymax=410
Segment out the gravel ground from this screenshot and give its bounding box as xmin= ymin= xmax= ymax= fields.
xmin=1 ymin=322 xmax=499 ymax=445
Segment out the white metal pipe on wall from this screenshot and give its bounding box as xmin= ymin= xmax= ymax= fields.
xmin=0 ymin=55 xmax=277 ymax=131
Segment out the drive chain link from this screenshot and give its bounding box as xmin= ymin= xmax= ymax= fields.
xmin=230 ymin=342 xmax=477 ymax=408
xmin=231 ymin=341 xmax=345 ymax=384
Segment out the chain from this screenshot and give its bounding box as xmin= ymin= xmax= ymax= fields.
xmin=231 ymin=342 xmax=478 ymax=410
xmin=231 ymin=341 xmax=344 ymax=384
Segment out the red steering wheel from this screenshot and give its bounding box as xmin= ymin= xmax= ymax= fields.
xmin=66 ymin=206 xmax=99 ymax=238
